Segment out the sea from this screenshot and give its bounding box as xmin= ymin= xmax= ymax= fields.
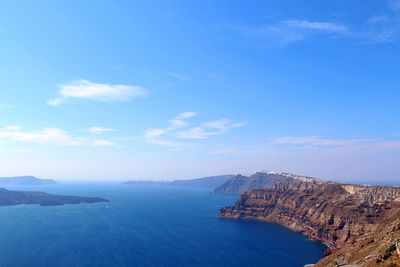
xmin=0 ymin=185 xmax=325 ymax=267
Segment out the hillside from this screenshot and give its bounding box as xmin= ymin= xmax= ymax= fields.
xmin=214 ymin=171 xmax=321 ymax=194
xmin=220 ymin=179 xmax=400 ymax=266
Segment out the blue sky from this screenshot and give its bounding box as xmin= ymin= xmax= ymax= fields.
xmin=1 ymin=0 xmax=400 ymax=183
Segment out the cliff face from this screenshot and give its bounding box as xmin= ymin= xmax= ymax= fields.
xmin=220 ymin=180 xmax=400 ymax=266
xmin=214 ymin=171 xmax=321 ymax=194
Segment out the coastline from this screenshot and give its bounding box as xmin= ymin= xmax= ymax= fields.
xmin=219 ymin=180 xmax=400 ymax=266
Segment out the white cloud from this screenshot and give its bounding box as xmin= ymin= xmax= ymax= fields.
xmin=233 ymin=19 xmax=348 ymax=45
xmin=268 ymin=136 xmax=400 ymax=151
xmin=143 ymin=113 xmax=245 ymax=149
xmin=284 ymin=20 xmax=347 ymax=32
xmin=176 ymin=119 xmax=245 ymax=139
xmin=176 ymin=112 xmax=197 ymax=120
xmin=169 ymin=112 xmax=197 ymax=127
xmin=369 ymin=15 xmax=391 ymax=24
xmin=269 ymin=136 xmax=377 ymax=146
xmin=144 ymin=128 xmax=168 ymax=139
xmin=4 ymin=125 xmax=21 ymax=131
xmin=364 ymin=10 xmax=400 ymax=44
xmin=162 ymin=71 xmax=190 ymax=82
xmin=143 ymin=112 xmax=197 ymax=150
xmin=48 ymin=80 xmax=147 ymax=106
xmin=0 ymin=125 xmax=116 ymax=147
xmin=88 ymin=126 xmax=115 ymax=134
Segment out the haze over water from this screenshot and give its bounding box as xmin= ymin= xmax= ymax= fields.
xmin=0 ymin=185 xmax=325 ymax=267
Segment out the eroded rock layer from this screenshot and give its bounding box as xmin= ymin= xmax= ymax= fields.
xmin=220 ymin=179 xmax=400 ymax=266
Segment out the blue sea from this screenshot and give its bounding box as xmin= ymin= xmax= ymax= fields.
xmin=0 ymin=185 xmax=325 ymax=267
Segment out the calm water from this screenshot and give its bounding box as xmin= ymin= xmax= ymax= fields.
xmin=0 ymin=185 xmax=325 ymax=267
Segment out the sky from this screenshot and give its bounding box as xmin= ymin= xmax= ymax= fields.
xmin=1 ymin=0 xmax=400 ymax=183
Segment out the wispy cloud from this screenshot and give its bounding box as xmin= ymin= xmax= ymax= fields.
xmin=233 ymin=19 xmax=348 ymax=45
xmin=143 ymin=112 xmax=245 ymax=150
xmin=364 ymin=10 xmax=400 ymax=43
xmin=0 ymin=125 xmax=116 ymax=147
xmin=143 ymin=112 xmax=196 ymax=150
xmin=175 ymin=119 xmax=245 ymax=139
xmin=169 ymin=112 xmax=197 ymax=127
xmin=356 ymin=1 xmax=400 ymax=43
xmin=389 ymin=0 xmax=400 ymax=11
xmin=284 ymin=20 xmax=347 ymax=32
xmin=88 ymin=126 xmax=115 ymax=134
xmin=47 ymin=80 xmax=147 ymax=106
xmin=268 ymin=135 xmax=400 ymax=151
xmin=162 ymin=71 xmax=190 ymax=82
xmin=269 ymin=136 xmax=378 ymax=146
xmin=231 ymin=0 xmax=400 ymax=46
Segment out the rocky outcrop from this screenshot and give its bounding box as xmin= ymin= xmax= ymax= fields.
xmin=220 ymin=179 xmax=400 ymax=266
xmin=0 ymin=188 xmax=108 ymax=206
xmin=214 ymin=171 xmax=322 ymax=194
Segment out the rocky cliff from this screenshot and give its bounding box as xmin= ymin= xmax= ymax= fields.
xmin=214 ymin=171 xmax=322 ymax=194
xmin=220 ymin=179 xmax=400 ymax=266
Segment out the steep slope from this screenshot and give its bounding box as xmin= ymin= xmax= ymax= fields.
xmin=220 ymin=179 xmax=400 ymax=266
xmin=214 ymin=174 xmax=250 ymax=194
xmin=214 ymin=171 xmax=320 ymax=194
xmin=316 ymin=219 xmax=400 ymax=267
xmin=0 ymin=176 xmax=57 ymax=185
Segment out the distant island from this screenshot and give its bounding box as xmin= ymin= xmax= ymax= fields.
xmin=0 ymin=176 xmax=57 ymax=186
xmin=220 ymin=171 xmax=400 ymax=267
xmin=123 ymin=175 xmax=234 ymax=189
xmin=0 ymin=188 xmax=108 ymax=206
